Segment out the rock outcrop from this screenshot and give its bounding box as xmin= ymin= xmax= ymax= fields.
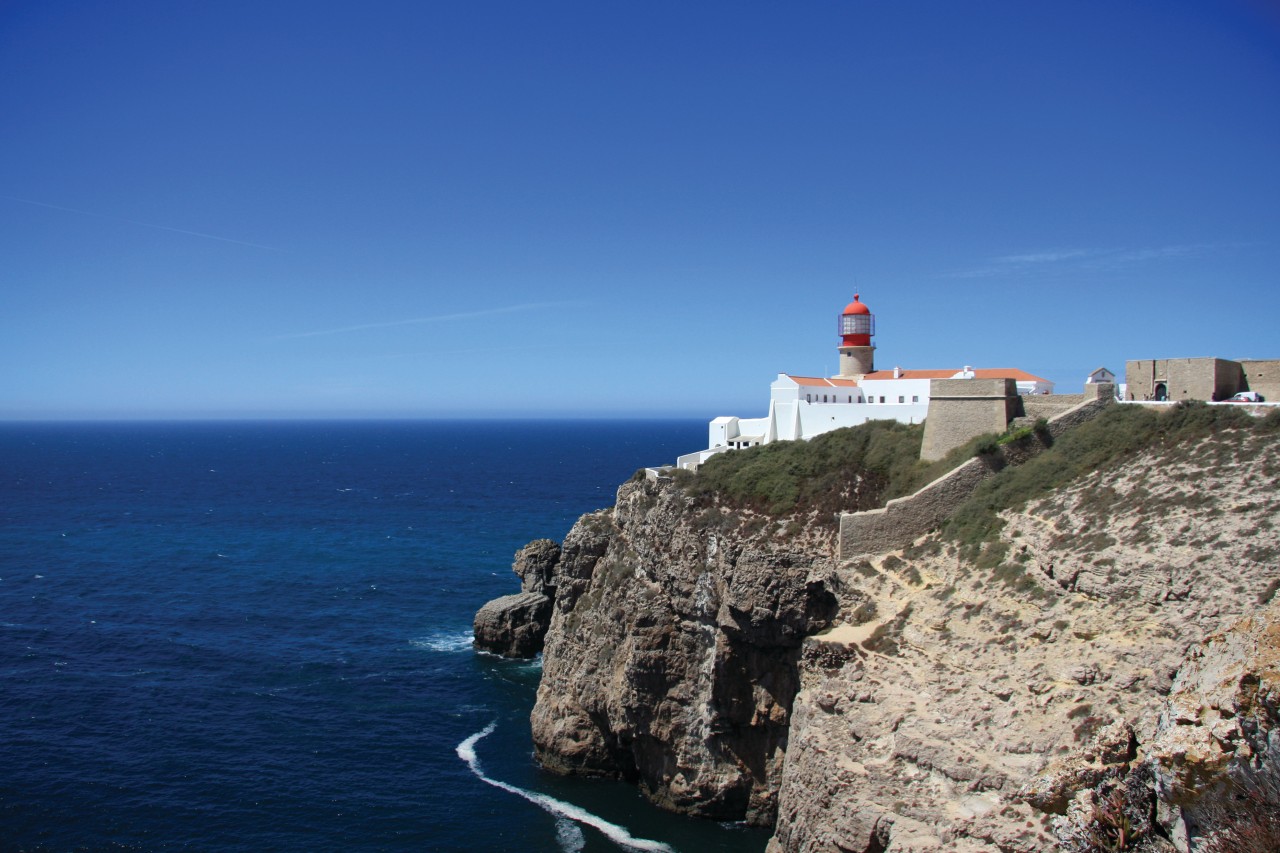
xmin=1147 ymin=599 xmax=1280 ymax=850
xmin=529 ymin=479 xmax=839 ymax=825
xmin=472 ymin=538 xmax=560 ymax=657
xmin=474 ymin=413 xmax=1280 ymax=850
xmin=770 ymin=423 xmax=1279 ymax=852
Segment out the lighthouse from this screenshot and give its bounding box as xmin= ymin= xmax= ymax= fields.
xmin=836 ymin=294 xmax=876 ymax=377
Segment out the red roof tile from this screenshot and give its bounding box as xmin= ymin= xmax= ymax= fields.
xmin=785 ymin=375 xmax=862 ymax=387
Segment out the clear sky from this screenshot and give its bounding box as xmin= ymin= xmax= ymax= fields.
xmin=2 ymin=1 xmax=1277 ymax=419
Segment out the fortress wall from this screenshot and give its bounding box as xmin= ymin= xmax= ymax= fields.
xmin=919 ymin=378 xmax=1017 ymax=462
xmin=1020 ymin=394 xmax=1086 ymax=421
xmin=838 ymin=387 xmax=1115 ymax=560
xmin=1125 ymin=358 xmax=1242 ymax=401
xmin=1211 ymin=358 xmax=1244 ymax=400
xmin=1241 ymin=359 xmax=1280 ymax=401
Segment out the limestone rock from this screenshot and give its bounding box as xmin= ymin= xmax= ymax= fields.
xmin=1018 ymin=718 xmax=1136 ymax=814
xmin=768 ymin=425 xmax=1279 ymax=851
xmin=530 ymin=477 xmax=838 ymax=825
xmin=472 ymin=591 xmax=553 ymax=658
xmin=513 ymin=538 xmax=560 ymax=597
xmin=472 ymin=538 xmax=563 ymax=658
xmin=501 ymin=417 xmax=1279 ymax=851
xmin=1147 ymin=599 xmax=1280 ymax=847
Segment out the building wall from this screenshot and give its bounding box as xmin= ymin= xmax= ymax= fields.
xmin=1240 ymin=360 xmax=1280 ymax=401
xmin=858 ymin=377 xmax=931 ymax=406
xmin=919 ymin=378 xmax=1018 ymax=462
xmin=1124 ymin=358 xmax=1242 ymax=402
xmin=709 ymin=417 xmax=740 ymax=449
xmin=795 ymin=400 xmax=928 ymax=436
xmin=686 ymin=386 xmax=932 ymax=469
xmin=1212 ymin=359 xmax=1245 ymax=400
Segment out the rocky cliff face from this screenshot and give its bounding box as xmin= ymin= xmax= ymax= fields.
xmin=529 ymin=477 xmax=840 ymax=825
xmin=478 ymin=416 xmax=1280 ymax=851
xmin=770 ymin=422 xmax=1279 ymax=852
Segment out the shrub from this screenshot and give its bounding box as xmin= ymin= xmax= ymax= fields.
xmin=1197 ymin=774 xmax=1280 ymax=853
xmin=1066 ymin=766 xmax=1163 ymax=852
xmin=943 ymin=402 xmax=1274 ymax=557
xmin=675 ymin=419 xmax=983 ymax=521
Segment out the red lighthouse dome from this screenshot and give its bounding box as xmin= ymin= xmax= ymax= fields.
xmin=838 ymin=294 xmax=874 ymax=347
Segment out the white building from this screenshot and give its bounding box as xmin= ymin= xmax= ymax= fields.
xmin=675 ymin=295 xmax=1052 ymax=470
xmin=1087 ymin=366 xmax=1116 ymax=384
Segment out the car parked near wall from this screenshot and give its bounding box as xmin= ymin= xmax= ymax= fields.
xmin=1227 ymin=391 xmax=1264 ymax=402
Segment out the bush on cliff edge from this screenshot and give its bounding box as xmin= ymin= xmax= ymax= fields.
xmin=671 ymin=419 xmax=986 ymax=520
xmin=944 ymin=401 xmax=1271 ymax=559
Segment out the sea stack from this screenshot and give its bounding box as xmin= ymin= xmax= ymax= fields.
xmin=472 ymin=538 xmax=560 ymax=658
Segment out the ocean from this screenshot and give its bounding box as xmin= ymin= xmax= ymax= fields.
xmin=0 ymin=420 xmax=771 ymax=853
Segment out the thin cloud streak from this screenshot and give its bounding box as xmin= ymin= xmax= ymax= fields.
xmin=274 ymin=302 xmax=578 ymax=340
xmin=991 ymin=249 xmax=1098 ymax=265
xmin=1 ymin=194 xmax=281 ymax=250
xmin=945 ymin=243 xmax=1229 ymax=279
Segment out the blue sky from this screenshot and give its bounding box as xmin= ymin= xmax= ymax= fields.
xmin=2 ymin=1 xmax=1277 ymax=419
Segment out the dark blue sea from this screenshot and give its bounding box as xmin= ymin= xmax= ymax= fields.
xmin=0 ymin=421 xmax=770 ymax=853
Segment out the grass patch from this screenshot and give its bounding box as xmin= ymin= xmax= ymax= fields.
xmin=670 ymin=419 xmax=990 ymax=521
xmin=942 ymin=401 xmax=1266 ymax=559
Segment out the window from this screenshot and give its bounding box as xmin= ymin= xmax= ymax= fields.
xmin=822 ymin=394 xmax=827 ymax=403
xmin=898 ymin=395 xmax=905 ymax=403
xmin=912 ymin=395 xmax=919 ymax=403
xmin=879 ymin=396 xmax=885 ymax=403
xmin=806 ymin=394 xmax=811 ymax=402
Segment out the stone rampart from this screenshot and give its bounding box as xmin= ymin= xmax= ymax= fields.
xmin=919 ymin=378 xmax=1018 ymax=462
xmin=838 ymin=386 xmax=1115 ymax=560
xmin=1019 ymin=394 xmax=1085 ymax=421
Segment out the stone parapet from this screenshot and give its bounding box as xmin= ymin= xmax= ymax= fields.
xmin=1020 ymin=394 xmax=1084 ymax=421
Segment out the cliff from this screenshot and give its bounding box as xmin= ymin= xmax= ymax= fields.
xmin=772 ymin=416 xmax=1279 ymax=852
xmin=477 ymin=406 xmax=1280 ymax=851
xmin=530 ymin=479 xmax=839 ymax=825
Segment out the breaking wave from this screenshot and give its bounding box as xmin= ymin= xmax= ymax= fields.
xmin=409 ymin=630 xmax=474 ymax=653
xmin=456 ymin=723 xmax=676 ymax=853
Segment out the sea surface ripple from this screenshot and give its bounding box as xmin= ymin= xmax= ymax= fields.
xmin=0 ymin=420 xmax=766 ymax=852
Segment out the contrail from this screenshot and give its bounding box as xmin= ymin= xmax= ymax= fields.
xmin=1 ymin=194 xmax=281 ymax=251
xmin=274 ymin=302 xmax=577 ymax=340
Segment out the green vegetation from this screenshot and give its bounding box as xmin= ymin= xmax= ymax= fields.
xmin=669 ymin=419 xmax=991 ymax=520
xmin=943 ymin=401 xmax=1275 ymax=562
xmin=666 ymin=401 xmax=1278 ymax=547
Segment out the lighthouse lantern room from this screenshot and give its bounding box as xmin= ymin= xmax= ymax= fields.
xmin=836 ymin=294 xmax=876 ymax=377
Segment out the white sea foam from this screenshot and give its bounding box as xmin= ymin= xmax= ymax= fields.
xmin=456 ymin=724 xmax=677 ymax=853
xmin=410 ymin=631 xmax=474 ymax=653
xmin=556 ymin=817 xmax=586 ymax=852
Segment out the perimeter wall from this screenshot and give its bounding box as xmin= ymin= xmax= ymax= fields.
xmin=838 ymin=384 xmax=1116 ymax=560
